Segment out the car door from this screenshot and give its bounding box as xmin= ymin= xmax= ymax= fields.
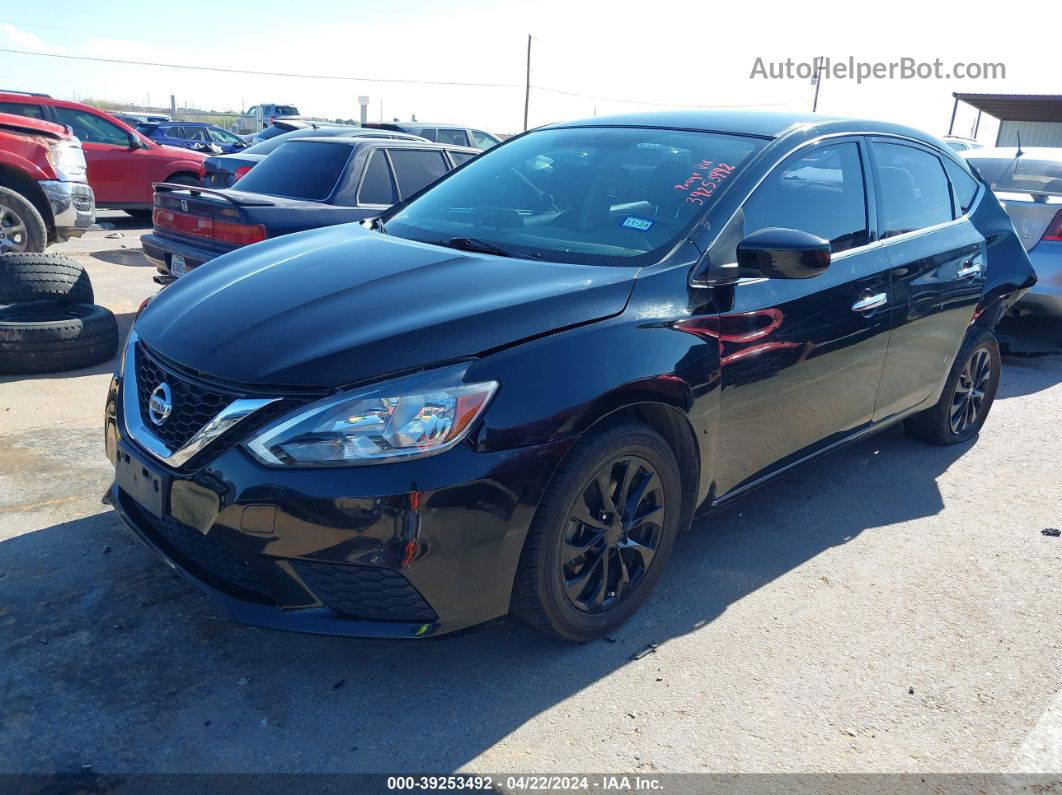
xmin=52 ymin=107 xmax=149 ymax=204
xmin=704 ymin=138 xmax=894 ymax=497
xmin=868 ymin=139 xmax=987 ymax=420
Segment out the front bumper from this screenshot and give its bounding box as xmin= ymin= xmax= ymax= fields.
xmin=40 ymin=180 xmax=94 ymax=242
xmin=105 ymin=370 xmax=573 ymax=638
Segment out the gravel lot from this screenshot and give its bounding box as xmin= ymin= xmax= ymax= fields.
xmin=1 ymin=212 xmax=1060 ymax=775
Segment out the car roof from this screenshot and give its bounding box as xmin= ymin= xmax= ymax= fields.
xmin=540 ymin=109 xmax=942 ymax=144
xmin=290 ymin=136 xmax=478 ymax=153
xmin=960 ymin=146 xmax=1062 ymax=160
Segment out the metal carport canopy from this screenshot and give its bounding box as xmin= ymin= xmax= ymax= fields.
xmin=953 ymin=93 xmax=1062 ymax=122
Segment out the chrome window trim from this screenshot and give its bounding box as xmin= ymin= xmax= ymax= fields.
xmin=120 ymin=330 xmax=279 ymax=468
xmin=689 ymin=130 xmax=982 ymax=287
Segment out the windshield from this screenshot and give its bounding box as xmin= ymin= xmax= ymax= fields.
xmin=967 ymin=155 xmax=1062 ymax=196
xmin=383 ymin=126 xmax=765 ymax=265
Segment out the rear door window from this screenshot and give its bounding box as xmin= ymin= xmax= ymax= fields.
xmin=436 ymin=128 xmax=470 ymax=147
xmin=358 ymin=149 xmax=398 ymax=205
xmin=389 ymin=149 xmax=450 ymax=197
xmin=740 ymin=141 xmax=870 ymax=254
xmin=232 ymin=141 xmax=353 ymax=200
xmin=0 ymin=101 xmax=46 ymax=119
xmin=942 ymin=157 xmax=980 ymax=215
xmin=873 ymin=142 xmax=954 ymax=237
xmin=448 ymin=150 xmax=476 ymax=165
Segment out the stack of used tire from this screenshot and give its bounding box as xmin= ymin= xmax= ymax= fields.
xmin=0 ymin=253 xmax=119 ymax=374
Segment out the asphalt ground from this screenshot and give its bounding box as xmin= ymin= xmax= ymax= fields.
xmin=0 ymin=213 xmax=1059 ymax=775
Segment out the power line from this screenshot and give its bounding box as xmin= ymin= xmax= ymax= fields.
xmin=0 ymin=47 xmax=522 ymax=89
xmin=0 ymin=46 xmax=793 ymax=110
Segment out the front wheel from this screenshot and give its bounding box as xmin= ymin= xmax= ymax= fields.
xmin=904 ymin=328 xmax=1001 ymax=445
xmin=511 ymin=419 xmax=682 ymax=642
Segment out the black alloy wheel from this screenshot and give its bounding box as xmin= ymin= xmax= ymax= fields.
xmin=562 ymin=455 xmax=664 ymax=614
xmin=949 ymin=347 xmax=992 ymax=435
xmin=904 ymin=327 xmax=1001 ymax=446
xmin=511 ymin=419 xmax=682 ymax=642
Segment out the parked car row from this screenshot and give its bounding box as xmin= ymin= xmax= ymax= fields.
xmin=107 ymin=109 xmax=1037 ymax=644
xmin=0 ymin=90 xmax=205 ymax=220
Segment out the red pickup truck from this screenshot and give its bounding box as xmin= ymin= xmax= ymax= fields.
xmin=0 ymin=91 xmax=205 ymax=218
xmin=0 ymin=112 xmax=95 ymax=252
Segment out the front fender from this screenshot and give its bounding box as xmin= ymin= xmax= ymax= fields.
xmin=466 ymin=312 xmax=721 ymax=509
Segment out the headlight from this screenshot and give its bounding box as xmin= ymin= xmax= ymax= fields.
xmin=244 ymin=364 xmax=498 ymax=467
xmin=47 ymin=138 xmax=88 ymax=182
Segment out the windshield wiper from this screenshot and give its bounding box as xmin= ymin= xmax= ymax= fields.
xmin=445 ymin=237 xmax=525 ymax=258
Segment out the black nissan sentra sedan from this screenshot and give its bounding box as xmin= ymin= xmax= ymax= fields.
xmin=105 ymin=111 xmax=1035 ymax=643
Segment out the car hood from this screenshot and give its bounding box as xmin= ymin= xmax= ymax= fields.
xmin=136 ymin=224 xmax=639 ymax=388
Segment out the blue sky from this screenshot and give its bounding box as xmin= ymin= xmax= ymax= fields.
xmin=2 ymin=0 xmax=1057 ymax=139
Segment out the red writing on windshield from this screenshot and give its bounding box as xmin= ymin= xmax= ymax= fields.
xmin=673 ymin=161 xmax=737 ymax=205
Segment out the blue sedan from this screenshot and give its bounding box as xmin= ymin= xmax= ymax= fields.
xmin=137 ymin=121 xmax=248 ymax=154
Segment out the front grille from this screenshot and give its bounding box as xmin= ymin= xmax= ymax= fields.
xmin=131 ymin=500 xmax=273 ymax=601
xmin=293 ymin=561 xmax=437 ymax=621
xmin=135 ymin=343 xmax=232 ymax=451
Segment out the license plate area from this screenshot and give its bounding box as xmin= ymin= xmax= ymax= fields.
xmin=115 ymin=446 xmax=167 ymax=517
xmin=170 ymin=254 xmax=186 ymax=277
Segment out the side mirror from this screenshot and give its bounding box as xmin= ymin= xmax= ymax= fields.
xmin=736 ymin=227 xmax=831 ymax=279
xmin=129 ymin=133 xmax=149 ymax=150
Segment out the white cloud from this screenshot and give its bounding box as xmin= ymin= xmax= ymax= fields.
xmin=0 ymin=22 xmax=68 ymax=55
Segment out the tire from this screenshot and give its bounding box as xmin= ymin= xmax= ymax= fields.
xmin=904 ymin=328 xmax=1001 ymax=446
xmin=511 ymin=419 xmax=682 ymax=642
xmin=0 ymin=302 xmax=120 ymax=374
xmin=124 ymin=209 xmax=153 ymax=220
xmin=0 ymin=252 xmax=93 ymax=304
xmin=0 ymin=185 xmax=47 ymax=254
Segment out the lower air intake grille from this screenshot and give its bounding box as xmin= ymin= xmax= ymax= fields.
xmin=133 ymin=502 xmax=272 ymax=601
xmin=293 ymin=561 xmax=436 ymax=621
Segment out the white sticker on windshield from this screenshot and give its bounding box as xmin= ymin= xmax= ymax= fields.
xmin=621 ymin=216 xmax=654 ymax=231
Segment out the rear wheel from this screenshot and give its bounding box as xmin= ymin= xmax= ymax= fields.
xmin=511 ymin=419 xmax=681 ymax=642
xmin=904 ymin=328 xmax=1001 ymax=445
xmin=0 ymin=186 xmax=47 ymax=254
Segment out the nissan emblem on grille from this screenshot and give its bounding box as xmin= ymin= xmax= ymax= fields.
xmin=148 ymin=383 xmax=173 ymax=425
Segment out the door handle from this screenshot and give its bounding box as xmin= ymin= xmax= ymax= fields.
xmin=852 ymin=292 xmax=888 ymax=313
xmin=957 ymin=260 xmax=982 ymax=279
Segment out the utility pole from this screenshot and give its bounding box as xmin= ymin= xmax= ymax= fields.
xmin=523 ymin=34 xmax=532 ymax=131
xmin=811 ymin=56 xmax=824 ymax=112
